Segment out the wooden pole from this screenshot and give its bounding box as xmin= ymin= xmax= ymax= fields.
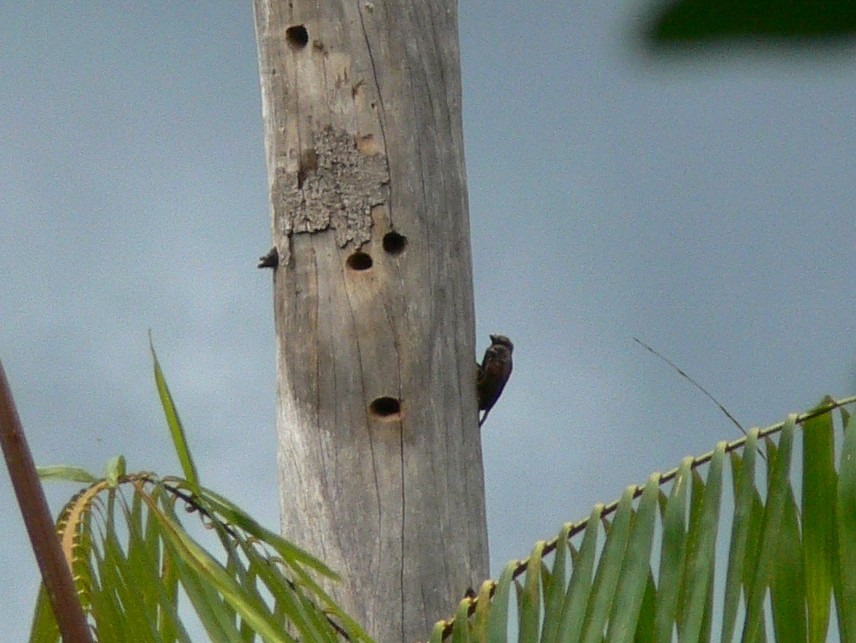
xmin=253 ymin=1 xmax=488 ymax=639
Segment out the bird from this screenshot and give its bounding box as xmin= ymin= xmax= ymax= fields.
xmin=477 ymin=334 xmax=513 ymax=427
xmin=257 ymin=246 xmax=279 ymax=269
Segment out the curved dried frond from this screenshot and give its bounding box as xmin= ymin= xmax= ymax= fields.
xmin=29 ymin=341 xmax=371 ymax=641
xmin=29 ymin=473 xmax=371 ymax=643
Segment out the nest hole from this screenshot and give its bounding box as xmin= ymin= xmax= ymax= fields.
xmin=286 ymin=25 xmax=309 ymax=50
xmin=346 ymin=251 xmax=373 ymax=271
xmin=369 ymin=397 xmax=402 ymax=420
xmin=382 ymin=231 xmax=407 ymax=255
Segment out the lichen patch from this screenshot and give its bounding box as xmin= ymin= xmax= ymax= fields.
xmin=275 ymin=126 xmax=388 ymax=264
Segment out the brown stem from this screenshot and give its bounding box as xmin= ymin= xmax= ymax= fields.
xmin=0 ymin=360 xmax=92 ymax=642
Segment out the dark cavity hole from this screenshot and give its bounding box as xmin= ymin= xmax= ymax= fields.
xmin=286 ymin=25 xmax=309 ymax=50
xmin=370 ymin=397 xmax=401 ymax=420
xmin=297 ymin=148 xmax=317 ymax=188
xmin=382 ymin=231 xmax=407 ymax=255
xmin=346 ymin=251 xmax=373 ymax=271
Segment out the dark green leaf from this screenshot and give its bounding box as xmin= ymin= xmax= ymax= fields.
xmin=646 ymin=0 xmax=856 ymax=42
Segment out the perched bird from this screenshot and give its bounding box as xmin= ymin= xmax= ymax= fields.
xmin=477 ymin=334 xmax=514 ymax=427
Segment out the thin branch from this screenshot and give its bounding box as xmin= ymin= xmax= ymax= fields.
xmin=633 ymin=337 xmax=746 ymax=436
xmin=0 ymin=360 xmax=93 ymax=642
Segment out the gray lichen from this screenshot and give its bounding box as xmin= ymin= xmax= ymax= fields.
xmin=275 ymin=126 xmax=388 ymax=264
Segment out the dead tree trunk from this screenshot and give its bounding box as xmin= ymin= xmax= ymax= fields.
xmin=252 ymin=1 xmax=488 ymax=640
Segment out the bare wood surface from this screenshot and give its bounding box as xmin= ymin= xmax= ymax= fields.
xmin=253 ymin=1 xmax=488 ymax=639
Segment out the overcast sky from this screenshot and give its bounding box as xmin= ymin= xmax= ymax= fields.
xmin=3 ymin=3 xmax=856 ymax=639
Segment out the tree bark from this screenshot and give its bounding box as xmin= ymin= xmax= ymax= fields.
xmin=252 ymin=1 xmax=488 ymax=640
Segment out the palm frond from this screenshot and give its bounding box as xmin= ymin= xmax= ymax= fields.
xmin=435 ymin=396 xmax=856 ymax=641
xmin=29 ymin=342 xmax=371 ymax=642
xmin=30 ymin=472 xmax=371 ymax=642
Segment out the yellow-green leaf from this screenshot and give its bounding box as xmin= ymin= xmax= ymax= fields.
xmin=655 ymin=456 xmax=692 ymax=641
xmin=149 ymin=336 xmax=199 ymax=491
xmin=581 ymin=488 xmax=635 ymax=643
xmin=680 ymin=441 xmax=725 ymax=641
xmin=607 ymin=473 xmax=659 ymax=641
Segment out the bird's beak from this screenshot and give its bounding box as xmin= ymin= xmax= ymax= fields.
xmin=489 ymin=334 xmax=497 ymax=343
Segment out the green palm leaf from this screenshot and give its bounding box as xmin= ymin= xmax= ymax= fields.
xmin=437 ymin=397 xmax=856 ymax=642
xmin=29 ymin=345 xmax=371 ymax=643
xmin=30 ymin=473 xmax=370 ymax=642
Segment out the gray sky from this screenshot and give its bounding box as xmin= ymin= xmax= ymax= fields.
xmin=3 ymin=3 xmax=855 ymax=639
